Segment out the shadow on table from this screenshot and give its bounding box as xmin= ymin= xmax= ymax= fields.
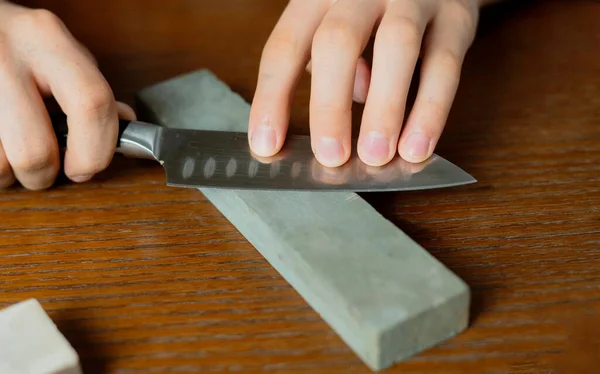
xmin=54 ymin=313 xmax=109 ymax=374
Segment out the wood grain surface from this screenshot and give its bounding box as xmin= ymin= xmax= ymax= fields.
xmin=2 ymin=0 xmax=600 ymax=373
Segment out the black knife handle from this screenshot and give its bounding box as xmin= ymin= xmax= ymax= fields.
xmin=50 ymin=112 xmax=132 ymax=149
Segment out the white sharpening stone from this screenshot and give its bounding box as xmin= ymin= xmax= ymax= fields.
xmin=0 ymin=299 xmax=81 ymax=374
xmin=136 ymin=69 xmax=471 ymax=371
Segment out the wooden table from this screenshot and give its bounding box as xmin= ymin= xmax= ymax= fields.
xmin=3 ymin=0 xmax=599 ymax=372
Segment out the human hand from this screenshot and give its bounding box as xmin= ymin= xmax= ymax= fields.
xmin=0 ymin=1 xmax=135 ymax=190
xmin=249 ymin=0 xmax=483 ymax=167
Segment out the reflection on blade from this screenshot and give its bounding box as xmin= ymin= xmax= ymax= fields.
xmin=157 ymin=128 xmax=476 ymax=192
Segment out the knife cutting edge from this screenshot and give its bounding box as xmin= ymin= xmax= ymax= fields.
xmin=51 ymin=114 xmax=476 ymax=192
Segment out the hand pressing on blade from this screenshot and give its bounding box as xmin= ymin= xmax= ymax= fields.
xmin=249 ymin=0 xmax=489 ymax=167
xmin=0 ymin=1 xmax=135 ymax=190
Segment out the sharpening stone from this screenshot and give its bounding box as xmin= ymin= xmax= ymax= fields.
xmin=0 ymin=299 xmax=81 ymax=374
xmin=136 ymin=69 xmax=471 ymax=371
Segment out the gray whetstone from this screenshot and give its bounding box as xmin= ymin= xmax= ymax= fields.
xmin=136 ymin=70 xmax=470 ymax=371
xmin=0 ymin=299 xmax=81 ymax=374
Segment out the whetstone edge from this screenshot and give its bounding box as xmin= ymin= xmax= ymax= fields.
xmin=135 ymin=69 xmax=471 ymax=371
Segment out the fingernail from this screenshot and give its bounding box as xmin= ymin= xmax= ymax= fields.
xmin=352 ymin=89 xmax=366 ymax=104
xmin=250 ymin=125 xmax=277 ymax=156
xmin=360 ymin=131 xmax=390 ymax=165
xmin=316 ymin=137 xmax=344 ymax=166
xmin=71 ymin=174 xmax=93 ymax=183
xmin=403 ymin=132 xmax=431 ymax=161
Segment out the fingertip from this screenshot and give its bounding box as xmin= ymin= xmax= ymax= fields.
xmin=248 ymin=92 xmax=288 ymax=157
xmin=116 ymin=101 xmax=136 ymax=120
xmin=314 ymin=136 xmax=349 ymax=167
xmin=63 ymin=156 xmax=109 ymax=185
xmin=7 ymin=126 xmax=62 ymax=191
xmin=62 ymin=105 xmax=118 ymax=182
xmin=68 ymin=173 xmax=93 ymax=184
xmin=398 ymin=131 xmax=433 ymax=163
xmin=249 ymin=122 xmax=280 ymax=157
xmin=357 ymin=131 xmax=393 ymax=166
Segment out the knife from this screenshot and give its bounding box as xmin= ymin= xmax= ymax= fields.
xmin=51 ymin=115 xmax=476 ymax=192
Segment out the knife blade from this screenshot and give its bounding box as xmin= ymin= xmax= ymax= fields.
xmin=52 ymin=115 xmax=476 ymax=192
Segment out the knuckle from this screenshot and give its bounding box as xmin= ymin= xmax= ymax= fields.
xmin=435 ymin=48 xmax=463 ymax=74
xmin=382 ymin=15 xmax=422 ymax=46
xmin=379 ymin=102 xmax=406 ymax=122
xmin=262 ymin=29 xmax=303 ymax=62
xmin=77 ymin=83 xmax=116 ymax=121
xmin=311 ymin=100 xmax=351 ymax=120
xmin=313 ymin=19 xmax=359 ymax=54
xmin=10 ymin=8 xmax=64 ymax=35
xmin=313 ymin=101 xmax=345 ymax=112
xmin=11 ymin=148 xmax=56 ymax=174
xmin=424 ymin=98 xmax=449 ymax=118
xmin=446 ymin=1 xmax=478 ymax=36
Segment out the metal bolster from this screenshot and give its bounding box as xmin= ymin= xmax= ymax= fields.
xmin=116 ymin=121 xmax=161 ymax=160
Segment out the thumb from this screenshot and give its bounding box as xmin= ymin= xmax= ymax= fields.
xmin=116 ymin=101 xmax=137 ymax=120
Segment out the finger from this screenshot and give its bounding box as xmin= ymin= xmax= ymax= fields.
xmin=310 ymin=0 xmax=385 ymax=167
xmin=398 ymin=2 xmax=477 ymax=163
xmin=248 ymin=0 xmax=330 ymax=157
xmin=306 ymin=56 xmax=371 ymax=104
xmin=116 ymin=101 xmax=137 ymax=121
xmin=352 ymin=57 xmax=371 ymax=104
xmin=357 ymin=0 xmax=435 ymax=166
xmin=19 ymin=11 xmax=119 ymax=182
xmin=75 ymin=40 xmax=98 ymax=66
xmin=0 ymin=64 xmax=60 ymax=190
xmin=0 ymin=141 xmax=16 ymax=189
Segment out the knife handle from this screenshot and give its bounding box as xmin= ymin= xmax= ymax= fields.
xmin=51 ymin=113 xmax=158 ymax=160
xmin=51 ymin=112 xmax=131 ymax=148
